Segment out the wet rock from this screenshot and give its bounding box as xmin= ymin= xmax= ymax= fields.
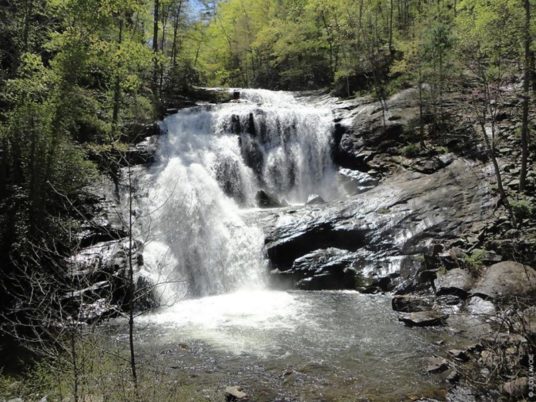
xmin=125 ymin=135 xmax=159 ymax=165
xmin=291 ymin=248 xmax=358 ymax=290
xmin=426 ymin=357 xmax=449 ymax=374
xmin=398 ymin=311 xmax=448 ymax=327
xmin=502 ymin=377 xmax=528 ymax=398
xmin=255 ymin=190 xmax=287 ymax=208
xmin=436 ymin=268 xmax=473 ymax=297
xmin=306 ymin=194 xmax=326 ymax=205
xmin=465 ymin=296 xmax=496 ymax=317
xmin=447 ymin=386 xmax=477 ymax=402
xmin=265 ymin=220 xmax=367 ymax=269
xmin=262 ymin=159 xmax=495 ymax=285
xmin=448 ymin=349 xmax=470 ymax=362
xmin=471 ymin=261 xmax=536 ymax=300
xmin=391 ymin=294 xmax=434 ymax=312
xmin=135 ymin=276 xmax=159 ymax=310
xmin=77 ymin=176 xmax=126 ymax=246
xmin=225 ymin=386 xmax=249 ymax=401
xmin=78 ymin=298 xmax=116 ymax=323
xmin=446 ymin=370 xmax=460 ymax=384
xmin=337 ymin=168 xmax=379 ymax=194
xmin=435 ymin=294 xmax=463 ymax=306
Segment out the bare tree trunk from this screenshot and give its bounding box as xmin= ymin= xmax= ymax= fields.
xmin=127 ymin=164 xmax=138 ymax=388
xmin=112 ymin=19 xmax=124 ymax=138
xmin=389 ymin=0 xmax=394 ymax=55
xmin=478 ymin=119 xmax=515 ymax=225
xmin=152 ymin=0 xmax=160 ymax=101
xmin=171 ymin=0 xmax=184 ymax=67
xmin=520 ymin=0 xmax=531 ymax=192
xmin=22 ymin=0 xmax=33 ymax=52
xmin=418 ymin=69 xmax=425 ymax=147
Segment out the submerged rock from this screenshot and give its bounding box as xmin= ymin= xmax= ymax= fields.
xmin=398 ymin=311 xmax=448 ymax=327
xmin=426 ymin=357 xmax=449 ymax=374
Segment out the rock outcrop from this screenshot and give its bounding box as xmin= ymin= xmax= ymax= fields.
xmin=258 ymin=158 xmax=494 ymax=292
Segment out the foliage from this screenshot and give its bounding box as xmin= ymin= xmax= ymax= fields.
xmin=401 ymin=143 xmax=421 ymax=158
xmin=510 ymin=197 xmax=534 ymax=221
xmin=0 ymin=336 xmax=216 ymax=401
xmin=463 ymin=249 xmax=487 ymax=276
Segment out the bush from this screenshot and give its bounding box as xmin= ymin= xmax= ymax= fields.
xmin=510 ymin=198 xmax=534 ymax=221
xmin=0 ymin=335 xmax=215 ymax=402
xmin=401 ymin=143 xmax=421 ymax=157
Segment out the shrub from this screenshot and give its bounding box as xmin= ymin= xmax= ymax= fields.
xmin=401 ymin=143 xmax=421 ymax=157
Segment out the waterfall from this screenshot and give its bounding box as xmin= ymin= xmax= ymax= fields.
xmin=139 ymin=89 xmax=340 ymax=303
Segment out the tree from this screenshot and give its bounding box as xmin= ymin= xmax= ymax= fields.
xmin=520 ymin=0 xmax=532 ymax=192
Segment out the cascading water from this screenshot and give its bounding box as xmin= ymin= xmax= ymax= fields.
xmin=121 ymin=90 xmax=446 ymax=400
xmin=138 ymin=89 xmax=342 ymax=303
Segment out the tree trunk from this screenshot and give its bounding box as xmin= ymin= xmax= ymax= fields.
xmin=112 ymin=19 xmax=123 ymax=139
xmin=171 ymin=0 xmax=184 ymax=67
xmin=152 ymin=0 xmax=160 ymax=100
xmin=127 ymin=164 xmax=138 ymax=388
xmin=520 ymin=0 xmax=531 ymax=192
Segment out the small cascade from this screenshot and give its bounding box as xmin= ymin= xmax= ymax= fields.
xmin=139 ymin=89 xmax=343 ymax=302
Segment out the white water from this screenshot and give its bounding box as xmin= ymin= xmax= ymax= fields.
xmin=138 ymin=89 xmax=341 ymax=303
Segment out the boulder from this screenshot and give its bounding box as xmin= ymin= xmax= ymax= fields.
xmin=465 ymin=296 xmax=496 ymax=317
xmin=436 ymin=268 xmax=473 ymax=297
xmin=502 ymin=377 xmax=528 ymax=398
xmin=426 ymin=357 xmax=449 ymax=374
xmin=398 ymin=311 xmax=448 ymax=327
xmin=225 ymin=386 xmax=248 ymax=401
xmin=306 ymin=194 xmax=326 ymax=205
xmin=471 ymin=261 xmax=536 ymax=300
xmin=448 ymin=349 xmax=470 ymax=362
xmin=255 ymin=190 xmax=286 ymax=208
xmin=391 ymin=294 xmax=434 ymax=312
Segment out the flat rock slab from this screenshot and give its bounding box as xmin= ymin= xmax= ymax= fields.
xmin=398 ymin=311 xmax=448 ymax=327
xmin=471 ymin=261 xmax=536 ymax=300
xmin=426 ymin=357 xmax=449 ymax=374
xmin=436 ymin=268 xmax=473 ymax=297
xmin=225 ymin=386 xmax=249 ymax=401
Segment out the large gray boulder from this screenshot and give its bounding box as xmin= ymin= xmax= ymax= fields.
xmin=436 ymin=268 xmax=473 ymax=297
xmin=471 ymin=261 xmax=536 ymax=300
